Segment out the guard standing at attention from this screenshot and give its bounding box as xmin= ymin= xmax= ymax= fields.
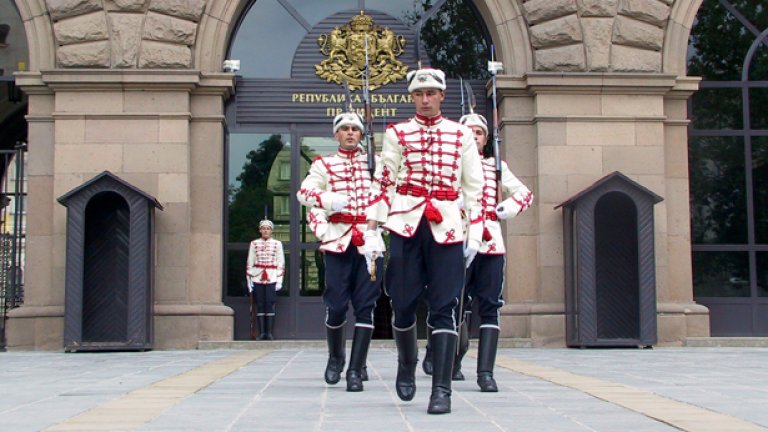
xmin=245 ymin=219 xmax=285 ymax=340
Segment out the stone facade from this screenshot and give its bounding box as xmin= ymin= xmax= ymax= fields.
xmin=6 ymin=0 xmax=709 ymax=349
xmin=47 ymin=0 xmax=205 ymax=68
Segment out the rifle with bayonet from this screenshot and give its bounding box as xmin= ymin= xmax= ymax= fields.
xmin=487 ymin=45 xmax=504 ymax=204
xmin=362 ymin=34 xmax=377 ymax=282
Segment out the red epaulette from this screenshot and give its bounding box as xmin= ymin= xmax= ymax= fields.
xmin=313 ymin=155 xmax=324 ymax=162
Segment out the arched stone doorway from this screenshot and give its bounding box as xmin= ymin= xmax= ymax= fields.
xmin=222 ymin=1 xmax=494 ymax=340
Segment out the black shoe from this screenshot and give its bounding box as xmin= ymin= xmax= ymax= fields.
xmin=427 ymin=332 xmax=457 ymax=414
xmin=427 ymin=387 xmax=451 ymax=414
xmin=346 ymin=370 xmax=364 ymax=392
xmin=477 ymin=373 xmax=498 ymax=392
xmin=393 ymin=326 xmax=418 ymax=401
xmin=346 ymin=326 xmax=373 ymax=392
xmin=325 ymin=325 xmax=345 ymax=385
xmin=361 ymin=365 xmax=368 ymax=381
xmin=264 ymin=316 xmax=275 ymax=340
xmin=477 ymin=327 xmax=500 ymax=392
xmin=325 ymin=357 xmax=345 ymax=385
xmin=452 ymin=369 xmax=465 ymax=381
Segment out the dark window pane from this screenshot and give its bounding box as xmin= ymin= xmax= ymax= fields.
xmin=230 ymin=0 xmax=306 ymax=78
xmin=747 ymin=40 xmax=768 ymax=82
xmin=754 ymin=136 xmax=768 ymax=243
xmin=687 ymin=0 xmax=753 ymax=80
xmin=690 ymin=88 xmax=743 ymax=130
xmin=758 ymin=252 xmax=768 ymax=297
xmin=226 ymin=248 xmax=250 ymax=297
xmin=228 ymin=133 xmax=290 ymax=243
xmin=300 ymin=248 xmax=324 ymax=296
xmin=693 ymin=251 xmax=750 ymax=297
xmin=689 ymin=136 xmax=748 ymax=244
xmin=749 ymin=88 xmax=768 ymax=130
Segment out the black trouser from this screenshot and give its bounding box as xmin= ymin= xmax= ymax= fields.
xmin=324 ymin=246 xmax=383 ymax=327
xmin=386 ymin=217 xmax=463 ymax=331
xmin=252 ymin=282 xmax=277 ymax=316
xmin=465 ymin=254 xmax=505 ymax=327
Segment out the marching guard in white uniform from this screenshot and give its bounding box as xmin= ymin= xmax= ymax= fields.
xmin=365 ymin=68 xmax=484 ymax=414
xmin=245 ymin=219 xmax=285 ymax=340
xmin=297 ymin=110 xmax=384 ymax=392
xmin=458 ymin=113 xmax=533 ymax=391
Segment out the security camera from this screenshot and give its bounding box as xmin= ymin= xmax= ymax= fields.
xmin=223 ymin=59 xmax=240 ymax=73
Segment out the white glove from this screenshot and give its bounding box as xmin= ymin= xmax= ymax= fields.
xmin=456 ymin=194 xmax=465 ymax=210
xmin=246 ymin=267 xmax=257 ymax=277
xmin=495 ymin=197 xmax=520 ymax=220
xmin=331 ymin=195 xmax=349 ymax=212
xmin=464 ymin=240 xmax=479 ymax=269
xmin=275 ymin=282 xmax=282 ymax=291
xmin=363 ymin=229 xmax=386 ymax=274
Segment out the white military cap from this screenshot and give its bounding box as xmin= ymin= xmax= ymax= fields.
xmin=459 ymin=113 xmax=488 ymax=135
xmin=333 ymin=112 xmax=365 ymax=134
xmin=259 ymin=219 xmax=274 ymax=229
xmin=406 ymin=68 xmax=446 ymax=93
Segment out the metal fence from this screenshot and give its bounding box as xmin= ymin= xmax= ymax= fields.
xmin=0 ymin=143 xmax=26 ymax=350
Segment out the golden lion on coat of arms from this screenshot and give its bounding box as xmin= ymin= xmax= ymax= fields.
xmin=316 ymin=12 xmax=408 ymax=91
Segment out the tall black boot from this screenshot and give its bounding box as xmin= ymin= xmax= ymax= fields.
xmin=256 ymin=315 xmax=267 ymax=340
xmin=453 ymin=316 xmax=470 ymax=381
xmin=421 ymin=327 xmax=433 ymax=375
xmin=427 ymin=331 xmax=457 ymax=414
xmin=346 ymin=326 xmax=373 ymax=392
xmin=264 ymin=315 xmax=275 ymax=341
xmin=324 ymin=325 xmax=346 ymax=385
xmin=477 ymin=327 xmax=499 ymax=392
xmin=393 ymin=325 xmax=418 ymax=401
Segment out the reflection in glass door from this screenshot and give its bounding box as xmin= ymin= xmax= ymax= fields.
xmin=225 ymin=131 xmax=293 ymax=339
xmin=225 ymin=130 xmax=354 ymax=339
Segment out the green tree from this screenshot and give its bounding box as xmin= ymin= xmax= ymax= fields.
xmin=403 ymin=0 xmax=490 ymax=79
xmin=228 ymin=134 xmax=284 ymax=242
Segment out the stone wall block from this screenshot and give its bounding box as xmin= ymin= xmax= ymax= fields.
xmin=529 ymin=15 xmax=583 ymax=49
xmin=46 ymin=0 xmax=102 ymax=20
xmin=522 ymin=0 xmax=577 ymax=26
xmin=143 ymin=12 xmax=198 ymax=45
xmin=57 ymin=40 xmax=110 ymax=67
xmin=577 ymin=0 xmax=619 ymax=17
xmin=618 ymin=0 xmax=671 ymax=27
xmin=108 ymin=13 xmax=143 ymax=67
xmin=53 ymin=11 xmax=108 ymax=45
xmin=581 ymin=18 xmax=613 ymax=71
xmin=105 ymin=0 xmax=148 ymax=11
xmin=610 ymin=44 xmax=661 ymax=72
xmin=534 ymin=44 xmax=586 ymax=71
xmin=138 ymin=40 xmax=192 ymax=68
xmin=613 ymin=15 xmax=664 ymax=51
xmin=149 ymin=0 xmax=206 ymax=22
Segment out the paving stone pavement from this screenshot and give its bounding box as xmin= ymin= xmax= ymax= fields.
xmin=1 ymin=346 xmax=767 ymax=432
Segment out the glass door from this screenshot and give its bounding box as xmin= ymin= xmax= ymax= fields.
xmin=225 ymin=130 xmax=295 ymax=339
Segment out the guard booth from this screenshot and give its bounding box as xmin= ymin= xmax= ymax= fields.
xmin=58 ymin=171 xmax=163 ymax=352
xmin=556 ymin=172 xmax=662 ymax=348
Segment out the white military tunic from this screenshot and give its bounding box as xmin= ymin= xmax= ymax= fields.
xmin=297 ymin=147 xmax=377 ymax=253
xmin=477 ymin=157 xmax=533 ymax=254
xmin=367 ymin=113 xmax=484 ymax=244
xmin=246 ymin=238 xmax=285 ymax=288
